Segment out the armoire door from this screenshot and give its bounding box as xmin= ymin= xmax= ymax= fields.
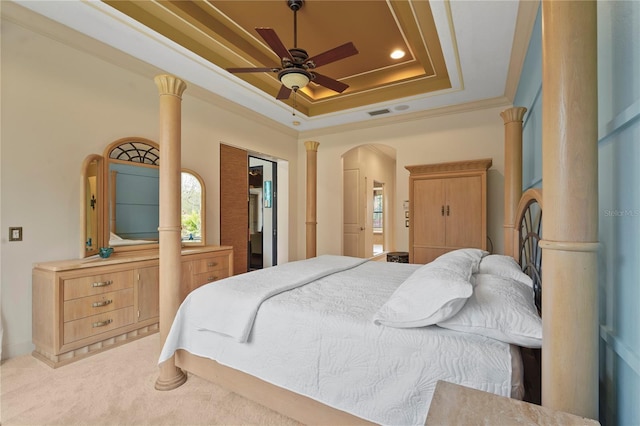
xmin=413 ymin=178 xmax=446 ymax=247
xmin=445 ymin=176 xmax=483 ymax=248
xmin=220 ymin=144 xmax=248 ymax=275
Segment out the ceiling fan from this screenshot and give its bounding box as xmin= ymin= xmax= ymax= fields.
xmin=226 ymin=0 xmax=358 ymax=100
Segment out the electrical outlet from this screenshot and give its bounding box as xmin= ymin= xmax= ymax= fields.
xmin=9 ymin=227 xmax=23 ymax=241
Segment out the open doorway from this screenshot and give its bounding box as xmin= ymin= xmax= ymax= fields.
xmin=221 ymin=144 xmax=286 ymax=274
xmin=342 ymin=144 xmax=396 ymax=259
xmin=373 ymin=182 xmax=384 ymax=255
xmin=249 ymin=156 xmax=277 ymax=270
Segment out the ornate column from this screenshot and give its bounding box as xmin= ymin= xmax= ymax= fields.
xmin=540 ymin=1 xmax=598 ymax=418
xmin=304 ymin=141 xmax=320 ymax=258
xmin=500 ymin=106 xmax=527 ymax=258
xmin=154 ymin=74 xmax=188 ymax=391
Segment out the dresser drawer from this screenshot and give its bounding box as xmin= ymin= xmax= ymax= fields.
xmin=192 ymin=255 xmax=230 ymax=275
xmin=63 ymin=270 xmax=133 ymax=300
xmin=192 ymin=269 xmax=230 ymax=287
xmin=63 ymin=288 xmax=134 ymax=322
xmin=63 ymin=306 xmax=135 ymax=345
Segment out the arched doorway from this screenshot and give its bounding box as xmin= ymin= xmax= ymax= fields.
xmin=342 ymin=144 xmax=396 ymax=258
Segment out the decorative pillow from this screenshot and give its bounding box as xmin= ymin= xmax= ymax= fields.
xmin=478 ymin=254 xmax=533 ymax=288
xmin=437 ymin=273 xmax=542 ymax=348
xmin=436 ymin=248 xmax=489 ymax=274
xmin=373 ymin=255 xmax=475 ymax=328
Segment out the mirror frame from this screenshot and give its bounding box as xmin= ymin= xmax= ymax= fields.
xmin=80 ymin=154 xmax=105 ymax=257
xmin=80 ymin=137 xmax=207 ymax=257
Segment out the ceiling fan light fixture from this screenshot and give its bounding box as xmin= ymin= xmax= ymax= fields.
xmin=279 ymin=68 xmax=311 ymax=91
xmin=226 ymin=0 xmax=356 ymax=102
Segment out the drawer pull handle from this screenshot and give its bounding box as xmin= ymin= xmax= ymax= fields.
xmin=92 ymin=280 xmax=113 ymax=288
xmin=92 ymin=319 xmax=113 ymax=328
xmin=207 ymin=261 xmax=218 ymax=267
xmin=92 ymin=299 xmax=113 ymax=308
xmin=208 ymin=276 xmax=217 ymax=282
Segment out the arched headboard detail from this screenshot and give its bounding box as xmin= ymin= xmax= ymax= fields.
xmin=516 ymin=188 xmax=543 ymax=314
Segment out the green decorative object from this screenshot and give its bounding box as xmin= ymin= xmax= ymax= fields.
xmin=99 ymin=247 xmax=114 ymax=258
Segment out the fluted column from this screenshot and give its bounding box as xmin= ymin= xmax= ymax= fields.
xmin=540 ymin=1 xmax=598 ymax=418
xmin=154 ymin=74 xmax=188 ymax=391
xmin=305 ymin=141 xmax=320 ymax=258
xmin=500 ymin=107 xmax=527 ymax=258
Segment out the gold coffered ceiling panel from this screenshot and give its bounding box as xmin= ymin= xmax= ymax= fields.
xmin=104 ymin=0 xmax=451 ymax=117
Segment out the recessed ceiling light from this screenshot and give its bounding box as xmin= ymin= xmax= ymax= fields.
xmin=292 ymin=120 xmax=301 ymax=126
xmin=394 ymin=105 xmax=410 ymax=111
xmin=390 ymin=49 xmax=405 ymax=60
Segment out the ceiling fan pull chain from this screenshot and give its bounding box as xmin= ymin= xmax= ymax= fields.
xmin=292 ymin=91 xmax=297 ymax=116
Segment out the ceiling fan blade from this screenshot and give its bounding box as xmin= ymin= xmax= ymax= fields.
xmin=276 ymin=85 xmax=292 ymax=100
xmin=312 ymin=73 xmax=349 ymax=93
xmin=227 ymin=67 xmax=279 ymax=73
xmin=256 ymin=28 xmax=294 ymax=62
xmin=306 ymin=42 xmax=358 ymax=68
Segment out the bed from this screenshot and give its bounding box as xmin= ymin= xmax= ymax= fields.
xmin=158 ymin=239 xmax=542 ymax=424
xmin=151 ymin=78 xmax=546 ymax=423
xmin=151 ymin=77 xmax=546 ymax=422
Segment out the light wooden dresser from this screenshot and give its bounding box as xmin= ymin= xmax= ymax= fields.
xmin=32 ymin=246 xmax=233 ymax=368
xmin=406 ymin=159 xmax=492 ymax=264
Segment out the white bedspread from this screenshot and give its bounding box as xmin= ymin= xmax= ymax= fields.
xmin=159 ymin=257 xmax=516 ymax=425
xmin=185 ymin=255 xmax=368 ymax=342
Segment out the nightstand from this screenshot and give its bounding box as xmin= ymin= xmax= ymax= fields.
xmin=425 ymin=381 xmax=600 ymax=425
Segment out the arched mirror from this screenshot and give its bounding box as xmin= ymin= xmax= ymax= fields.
xmin=80 ymin=137 xmax=206 ymax=257
xmin=80 ymin=154 xmax=104 ymax=257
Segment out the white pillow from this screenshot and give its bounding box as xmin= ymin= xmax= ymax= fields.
xmin=478 ymin=254 xmax=533 ymax=288
xmin=436 ymin=248 xmax=488 ymax=273
xmin=437 ymin=273 xmax=542 ymax=347
xmin=373 ymin=255 xmax=475 ymax=328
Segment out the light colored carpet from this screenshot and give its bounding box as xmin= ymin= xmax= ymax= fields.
xmin=0 ymin=334 xmax=301 ymax=425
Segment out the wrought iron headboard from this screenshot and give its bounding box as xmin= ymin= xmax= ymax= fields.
xmin=516 ymin=189 xmax=543 ymax=315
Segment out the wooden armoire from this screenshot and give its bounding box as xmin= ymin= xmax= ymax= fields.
xmin=406 ymin=159 xmax=492 ymax=264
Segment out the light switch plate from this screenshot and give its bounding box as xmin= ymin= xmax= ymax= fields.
xmin=9 ymin=227 xmax=22 ymax=241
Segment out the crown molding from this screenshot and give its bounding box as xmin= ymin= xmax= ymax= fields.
xmin=298 ymin=96 xmax=512 ymax=139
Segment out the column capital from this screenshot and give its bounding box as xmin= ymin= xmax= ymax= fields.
xmin=304 ymin=141 xmax=320 ymax=152
xmin=500 ymin=106 xmax=527 ymax=124
xmin=154 ymin=74 xmax=187 ymax=98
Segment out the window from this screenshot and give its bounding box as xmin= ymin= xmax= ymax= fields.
xmin=373 ymin=187 xmax=384 ymax=231
xmin=181 ymin=170 xmax=205 ymax=244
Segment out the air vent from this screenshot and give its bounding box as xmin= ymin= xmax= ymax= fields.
xmin=368 ymin=108 xmax=391 ymax=117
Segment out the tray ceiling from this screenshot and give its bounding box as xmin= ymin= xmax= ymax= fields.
xmin=7 ymin=0 xmax=533 ymax=131
xmin=104 ymin=0 xmax=451 ymax=118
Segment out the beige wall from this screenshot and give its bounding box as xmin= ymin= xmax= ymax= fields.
xmin=298 ymin=106 xmax=507 ymax=259
xmin=0 ymin=17 xmax=298 ymax=359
